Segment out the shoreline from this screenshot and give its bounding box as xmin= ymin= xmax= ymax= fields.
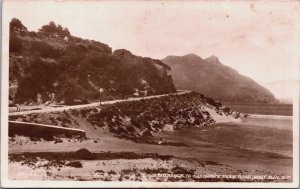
xmin=7 ymin=93 xmax=293 ymax=181
xmin=8 ymin=114 xmax=293 ymax=181
xmin=247 ymin=114 xmax=293 ymax=120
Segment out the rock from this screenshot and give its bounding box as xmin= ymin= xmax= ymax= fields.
xmin=66 ymin=161 xmax=83 ymax=168
xmin=10 ymin=19 xmax=175 ymax=104
xmin=54 ymin=138 xmax=63 ymax=144
xmin=45 ymin=101 xmax=51 ymax=105
xmin=231 ymin=111 xmax=240 ymax=118
xmin=163 ymin=124 xmax=174 ymax=131
xmin=58 ymin=100 xmax=65 ymax=105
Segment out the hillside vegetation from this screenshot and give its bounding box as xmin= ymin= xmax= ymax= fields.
xmin=9 ymin=18 xmax=175 ymax=105
xmin=9 ymin=92 xmax=239 ymax=143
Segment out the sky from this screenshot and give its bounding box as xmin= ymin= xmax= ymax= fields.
xmin=5 ymin=0 xmax=300 ymax=100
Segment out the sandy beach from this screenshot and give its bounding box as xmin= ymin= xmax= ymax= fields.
xmin=8 ymin=110 xmax=293 ymax=182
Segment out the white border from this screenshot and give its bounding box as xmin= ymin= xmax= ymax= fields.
xmin=1 ymin=0 xmax=300 ymax=188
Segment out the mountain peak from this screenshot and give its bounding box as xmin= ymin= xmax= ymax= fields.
xmin=113 ymin=49 xmax=134 ymax=57
xmin=162 ymin=53 xmax=203 ymax=63
xmin=162 ymin=54 xmax=277 ymax=104
xmin=183 ymin=53 xmax=202 ymax=59
xmin=205 ymin=55 xmax=219 ymax=63
xmin=181 ymin=54 xmax=205 ymax=62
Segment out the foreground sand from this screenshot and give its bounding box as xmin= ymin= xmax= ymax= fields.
xmin=9 ymin=148 xmax=291 ymax=182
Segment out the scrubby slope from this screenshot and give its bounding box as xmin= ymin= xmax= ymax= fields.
xmin=9 ymin=18 xmax=175 ymax=104
xmin=9 ymin=92 xmax=240 ymax=143
xmin=162 ymin=54 xmax=277 ymax=104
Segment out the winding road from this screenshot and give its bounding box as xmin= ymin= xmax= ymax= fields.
xmin=9 ymin=90 xmax=191 ymax=116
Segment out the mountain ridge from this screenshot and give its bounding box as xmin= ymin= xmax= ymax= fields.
xmin=162 ymin=54 xmax=278 ymax=104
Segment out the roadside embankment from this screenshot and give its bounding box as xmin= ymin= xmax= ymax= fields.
xmin=9 ymin=92 xmax=241 ymax=142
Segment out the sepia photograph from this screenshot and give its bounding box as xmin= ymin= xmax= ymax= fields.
xmin=1 ymin=0 xmax=299 ymax=188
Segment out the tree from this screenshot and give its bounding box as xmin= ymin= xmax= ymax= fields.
xmin=47 ymin=21 xmax=57 ymax=33
xmin=39 ymin=21 xmax=57 ymax=35
xmin=39 ymin=21 xmax=71 ymax=37
xmin=57 ymin=24 xmax=64 ymax=36
xmin=63 ymin=27 xmax=70 ymax=36
xmin=10 ymin=18 xmax=27 ymax=33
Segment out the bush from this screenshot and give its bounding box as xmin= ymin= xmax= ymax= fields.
xmin=66 ymin=161 xmax=83 ymax=168
xmin=28 ymin=31 xmax=37 ymax=37
xmin=222 ymin=107 xmax=231 ymax=113
xmin=171 ymin=165 xmax=195 ymax=175
xmin=74 ymin=148 xmax=95 ymax=160
xmin=31 ymin=40 xmax=59 ymax=58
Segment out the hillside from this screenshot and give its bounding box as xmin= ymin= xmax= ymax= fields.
xmin=9 ymin=18 xmax=175 ymax=105
xmin=162 ymin=54 xmax=277 ymax=104
xmin=9 ymin=92 xmax=241 ymax=143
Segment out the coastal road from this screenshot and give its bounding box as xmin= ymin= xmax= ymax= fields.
xmin=9 ymin=90 xmax=191 ymax=116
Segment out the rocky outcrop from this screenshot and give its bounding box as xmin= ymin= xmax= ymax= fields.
xmin=9 ymin=18 xmax=176 ymax=104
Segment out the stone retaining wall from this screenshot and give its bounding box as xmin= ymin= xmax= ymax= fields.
xmin=9 ymin=121 xmax=86 ymax=138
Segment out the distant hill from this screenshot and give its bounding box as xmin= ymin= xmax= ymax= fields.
xmin=9 ymin=18 xmax=175 ymax=104
xmin=162 ymin=53 xmax=277 ymax=104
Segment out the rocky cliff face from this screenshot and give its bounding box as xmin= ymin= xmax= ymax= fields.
xmin=162 ymin=54 xmax=277 ymax=104
xmin=9 ymin=18 xmax=175 ymax=104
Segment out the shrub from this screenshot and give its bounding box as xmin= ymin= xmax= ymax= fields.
xmin=66 ymin=161 xmax=83 ymax=168
xmin=171 ymin=165 xmax=194 ymax=175
xmin=74 ymin=148 xmax=95 ymax=160
xmin=28 ymin=31 xmax=37 ymax=37
xmin=142 ymin=168 xmax=169 ymax=174
xmin=31 ymin=40 xmax=59 ymax=58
